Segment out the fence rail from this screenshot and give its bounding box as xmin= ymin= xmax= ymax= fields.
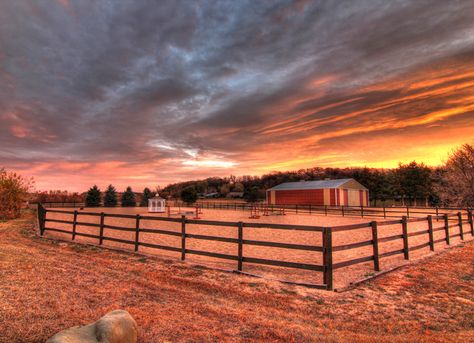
xmin=173 ymin=201 xmax=468 ymax=219
xmin=37 ymin=204 xmax=474 ymax=290
xmin=32 ymin=200 xmax=469 ymax=220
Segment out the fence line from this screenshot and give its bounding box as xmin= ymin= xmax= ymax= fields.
xmin=32 ymin=200 xmax=469 ymax=220
xmin=173 ymin=201 xmax=468 ymax=219
xmin=37 ymin=205 xmax=474 ymax=290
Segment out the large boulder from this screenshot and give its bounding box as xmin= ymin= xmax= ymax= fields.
xmin=46 ymin=310 xmax=138 ymax=343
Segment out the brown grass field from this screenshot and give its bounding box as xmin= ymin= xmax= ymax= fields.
xmin=1 ymin=211 xmax=473 ymax=342
xmin=43 ymin=206 xmax=472 ymax=288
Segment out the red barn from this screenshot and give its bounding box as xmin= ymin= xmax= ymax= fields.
xmin=266 ymin=178 xmax=369 ymax=207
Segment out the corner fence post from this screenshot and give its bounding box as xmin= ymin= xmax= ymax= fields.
xmin=458 ymin=212 xmax=464 ymax=240
xmin=99 ymin=212 xmax=105 ymax=245
xmin=402 ymin=216 xmax=409 ymax=260
xmin=134 ymin=214 xmax=140 ymax=252
xmin=427 ymin=215 xmax=434 ymax=251
xmin=468 ymin=208 xmax=474 ymax=236
xmin=37 ymin=203 xmax=46 ymax=236
xmin=181 ymin=215 xmax=186 ymax=260
xmin=323 ymin=228 xmax=333 ymax=290
xmin=371 ymin=221 xmax=380 ymax=271
xmin=237 ymin=222 xmax=243 ymax=271
xmin=72 ymin=210 xmax=78 ymax=240
xmin=444 ymin=213 xmax=450 ymax=245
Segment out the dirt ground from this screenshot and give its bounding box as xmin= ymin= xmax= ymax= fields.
xmin=44 ymin=206 xmax=473 ymax=288
xmin=0 ymin=211 xmax=473 ymax=342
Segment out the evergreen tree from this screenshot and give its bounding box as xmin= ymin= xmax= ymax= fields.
xmin=394 ymin=161 xmax=432 ymax=206
xmin=103 ymin=184 xmax=118 ymax=207
xmin=244 ymin=186 xmax=259 ymax=203
xmin=181 ymin=186 xmax=197 ymax=204
xmin=121 ymin=186 xmax=136 ymax=207
xmin=85 ymin=185 xmax=101 ymax=207
xmin=140 ymin=187 xmax=154 ymax=206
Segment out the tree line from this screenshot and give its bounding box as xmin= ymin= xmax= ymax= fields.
xmin=161 ymin=142 xmax=474 ymax=207
xmin=83 ymin=185 xmax=156 ymax=207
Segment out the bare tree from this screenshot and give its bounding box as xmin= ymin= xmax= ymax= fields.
xmin=436 ymin=143 xmax=474 ymax=207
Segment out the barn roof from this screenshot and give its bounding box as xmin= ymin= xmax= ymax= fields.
xmin=267 ymin=178 xmax=367 ymax=191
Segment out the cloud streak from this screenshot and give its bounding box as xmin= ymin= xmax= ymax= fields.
xmin=0 ymin=0 xmax=473 ymax=191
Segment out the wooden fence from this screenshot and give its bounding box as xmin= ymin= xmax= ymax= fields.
xmin=31 ymin=200 xmax=468 ymax=220
xmin=37 ymin=205 xmax=474 ymax=290
xmin=175 ymin=200 xmax=467 ymax=219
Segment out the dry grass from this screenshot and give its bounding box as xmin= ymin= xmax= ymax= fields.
xmin=1 ymin=211 xmax=473 ymax=342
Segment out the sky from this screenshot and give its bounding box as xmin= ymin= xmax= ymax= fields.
xmin=0 ymin=0 xmax=473 ymax=192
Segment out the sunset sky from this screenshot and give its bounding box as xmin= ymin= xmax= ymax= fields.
xmin=1 ymin=0 xmax=473 ymax=192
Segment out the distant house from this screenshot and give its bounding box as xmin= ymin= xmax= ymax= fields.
xmin=266 ymin=178 xmax=369 ymax=206
xmin=226 ymin=192 xmax=244 ymax=199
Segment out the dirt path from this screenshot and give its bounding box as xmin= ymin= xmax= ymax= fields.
xmin=1 ymin=212 xmax=473 ymax=342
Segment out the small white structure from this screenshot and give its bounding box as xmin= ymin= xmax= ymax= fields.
xmin=148 ymin=196 xmax=166 ymax=213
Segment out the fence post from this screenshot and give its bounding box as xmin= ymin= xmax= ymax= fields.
xmin=134 ymin=214 xmax=140 ymax=252
xmin=406 ymin=206 xmax=410 ymax=218
xmin=360 ymin=205 xmax=364 ymax=218
xmin=436 ymin=207 xmax=439 ymax=222
xmin=468 ymin=208 xmax=474 ymax=236
xmin=383 ymin=206 xmax=386 ymax=219
xmin=342 ymin=206 xmax=345 ymax=217
xmin=309 ymin=204 xmax=312 ymax=215
xmin=371 ymin=221 xmax=380 ymax=271
xmin=99 ymin=212 xmax=105 ymax=245
xmin=296 ymin=204 xmax=298 ymax=214
xmin=181 ymin=215 xmax=186 ymax=260
xmin=72 ymin=210 xmax=78 ymax=240
xmin=458 ymin=212 xmax=464 ymax=240
xmin=427 ymin=215 xmax=434 ymax=251
xmin=402 ymin=216 xmax=409 ymax=260
xmin=37 ymin=203 xmax=46 ymax=236
xmin=237 ymin=222 xmax=243 ymax=271
xmin=324 ymin=205 xmax=328 ymax=216
xmin=444 ymin=214 xmax=450 ymax=245
xmin=323 ymin=227 xmax=333 ymax=290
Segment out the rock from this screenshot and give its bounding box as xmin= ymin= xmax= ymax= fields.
xmin=46 ymin=310 xmax=137 ymax=343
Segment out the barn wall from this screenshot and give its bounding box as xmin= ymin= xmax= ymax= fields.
xmin=323 ymin=189 xmax=330 ymax=205
xmin=348 ymin=189 xmax=361 ymax=206
xmin=274 ymin=189 xmax=325 ymax=205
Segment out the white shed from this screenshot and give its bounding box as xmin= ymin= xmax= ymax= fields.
xmin=148 ymin=196 xmax=166 ymax=213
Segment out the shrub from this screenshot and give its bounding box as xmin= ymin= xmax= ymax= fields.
xmin=121 ymin=187 xmax=136 ymax=207
xmin=85 ymin=185 xmax=101 ymax=207
xmin=104 ymin=185 xmax=118 ymax=207
xmin=0 ymin=168 xmax=34 ymax=220
xmin=181 ymin=186 xmax=197 ymax=204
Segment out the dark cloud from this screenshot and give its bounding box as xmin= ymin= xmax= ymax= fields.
xmin=0 ymin=0 xmax=473 ymax=190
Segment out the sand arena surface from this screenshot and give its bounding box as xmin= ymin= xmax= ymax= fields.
xmin=43 ymin=206 xmax=472 ymax=289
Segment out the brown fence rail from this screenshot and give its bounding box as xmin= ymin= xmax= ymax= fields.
xmin=32 ymin=200 xmax=469 ymax=220
xmin=172 ymin=200 xmax=468 ymax=219
xmin=37 ymin=205 xmax=474 ymax=291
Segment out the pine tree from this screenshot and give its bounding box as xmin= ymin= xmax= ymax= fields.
xmin=180 ymin=186 xmax=197 ymax=204
xmin=121 ymin=186 xmax=136 ymax=207
xmin=85 ymin=185 xmax=101 ymax=207
xmin=104 ymin=184 xmax=118 ymax=207
xmin=140 ymin=187 xmax=154 ymax=207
